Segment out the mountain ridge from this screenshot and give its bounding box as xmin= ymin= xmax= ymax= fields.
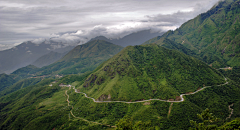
xmin=77 ymin=44 xmax=225 ymax=101
xmin=144 ymin=0 xmax=240 ymax=68
xmin=90 ymin=30 xmax=164 ymax=47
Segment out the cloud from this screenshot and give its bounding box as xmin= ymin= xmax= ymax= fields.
xmin=0 ymin=0 xmax=223 ymax=50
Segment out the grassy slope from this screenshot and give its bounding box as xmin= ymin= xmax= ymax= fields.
xmin=0 ymin=40 xmax=123 ymax=109
xmin=143 ymin=37 xmax=196 ymax=57
xmin=0 ymin=78 xmax=42 ymax=98
xmin=0 ymin=66 xmax=239 ymax=129
xmin=0 ymin=74 xmax=109 ymax=130
xmin=77 ymin=44 xmax=225 ymax=101
xmin=143 ymin=0 xmax=240 ymax=68
xmin=8 ymin=40 xmax=123 ymax=78
xmin=0 ymin=74 xmax=16 ymax=92
xmin=35 ymin=40 xmax=123 ymax=75
xmin=70 ymin=78 xmax=240 ymax=129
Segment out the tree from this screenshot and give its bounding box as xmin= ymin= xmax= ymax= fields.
xmin=116 ymin=116 xmax=133 ymax=130
xmin=219 ymin=118 xmax=240 ymax=130
xmin=116 ymin=116 xmax=154 ymax=130
xmin=190 ymin=108 xmax=220 ymax=130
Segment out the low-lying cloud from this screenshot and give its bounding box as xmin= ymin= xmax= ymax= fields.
xmin=0 ymin=0 xmax=222 ymax=50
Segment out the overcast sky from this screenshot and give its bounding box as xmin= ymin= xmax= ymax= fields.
xmin=0 ymin=0 xmax=222 ymax=50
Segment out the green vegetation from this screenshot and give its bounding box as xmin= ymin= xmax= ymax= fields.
xmin=35 ymin=40 xmax=123 ymax=75
xmin=190 ymin=109 xmax=240 ymax=130
xmin=219 ymin=118 xmax=240 ymax=129
xmin=0 ymin=74 xmax=109 ymax=130
xmin=0 ymin=74 xmax=16 ymax=91
xmin=190 ymin=108 xmax=221 ymax=130
xmin=1 ymin=1 xmax=240 ymax=129
xmin=116 ymin=116 xmax=154 ymax=130
xmin=0 ymin=67 xmax=239 ymax=129
xmin=143 ymin=37 xmax=196 ymax=57
xmin=32 ymin=51 xmax=67 ymax=68
xmin=77 ymin=44 xmax=224 ymax=101
xmin=219 ymin=66 xmax=240 ymax=84
xmin=144 ymin=0 xmax=240 ymax=67
xmin=0 ymin=78 xmax=42 ymax=97
xmin=9 ymin=40 xmax=123 ymax=78
xmin=0 ymin=40 xmax=123 ymax=97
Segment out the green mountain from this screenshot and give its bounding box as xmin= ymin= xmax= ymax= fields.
xmin=0 ymin=77 xmax=42 ymax=97
xmin=33 ymin=40 xmax=123 ymax=75
xmin=0 ymin=67 xmax=240 ymax=130
xmin=77 ymin=44 xmax=225 ymax=101
xmin=9 ymin=40 xmax=123 ymax=78
xmin=0 ymin=40 xmax=123 ymax=98
xmin=0 ymin=74 xmax=16 ymax=92
xmin=1 ymin=1 xmax=240 ymax=129
xmin=143 ymin=37 xmax=196 ymax=57
xmin=32 ymin=51 xmax=68 ymax=68
xmin=0 ymin=74 xmax=110 ymax=130
xmin=144 ymin=0 xmax=240 ymax=68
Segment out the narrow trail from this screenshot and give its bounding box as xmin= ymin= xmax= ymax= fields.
xmin=167 ymin=103 xmax=173 ymax=119
xmin=71 ymin=77 xmax=228 ymax=103
xmin=64 ymin=88 xmax=116 ymax=128
xmin=226 ymin=104 xmax=234 ymax=120
xmin=62 ymin=76 xmax=228 ymax=126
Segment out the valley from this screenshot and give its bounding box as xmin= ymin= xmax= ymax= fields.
xmin=1 ymin=0 xmax=240 ymax=129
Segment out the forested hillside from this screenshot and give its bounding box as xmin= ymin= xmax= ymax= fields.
xmin=1 ymin=0 xmax=240 ymax=130
xmin=77 ymin=44 xmax=225 ymax=101
xmin=144 ymin=0 xmax=240 ymax=68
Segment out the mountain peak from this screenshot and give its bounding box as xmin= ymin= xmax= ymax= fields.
xmin=77 ymin=44 xmax=224 ymax=102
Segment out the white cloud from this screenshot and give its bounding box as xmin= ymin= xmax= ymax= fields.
xmin=0 ymin=0 xmax=223 ymax=50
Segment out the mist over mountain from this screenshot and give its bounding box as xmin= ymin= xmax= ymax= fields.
xmin=90 ymin=30 xmax=164 ymax=47
xmin=31 ymin=51 xmax=68 ymax=68
xmin=0 ymin=40 xmax=75 ymax=74
xmin=0 ymin=29 xmax=163 ymax=74
xmin=1 ymin=0 xmax=240 ymax=130
xmin=146 ymin=0 xmax=240 ymax=68
xmin=10 ymin=40 xmax=123 ymax=77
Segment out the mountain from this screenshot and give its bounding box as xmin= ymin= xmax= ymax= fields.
xmin=0 ymin=29 xmax=162 ymax=74
xmin=1 ymin=1 xmax=240 ymax=130
xmin=23 ymin=40 xmax=123 ymax=76
xmin=0 ymin=65 xmax=40 ymax=97
xmin=0 ymin=40 xmax=123 ymax=95
xmin=77 ymin=44 xmax=225 ymax=101
xmin=90 ymin=30 xmax=164 ymax=47
xmin=143 ymin=37 xmax=196 ymax=57
xmin=0 ymin=77 xmax=42 ymax=97
xmin=0 ymin=40 xmax=75 ymax=74
xmin=1 ymin=45 xmax=236 ymax=130
xmin=31 ymin=51 xmax=68 ymax=68
xmin=0 ymin=74 xmax=16 ymax=92
xmin=144 ymin=0 xmax=240 ymax=68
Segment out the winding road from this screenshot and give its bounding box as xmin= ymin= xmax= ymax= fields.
xmin=226 ymin=103 xmax=234 ymax=120
xmin=71 ymin=77 xmax=228 ymax=103
xmin=63 ymin=76 xmax=228 ymax=127
xmin=65 ymin=87 xmax=116 ymax=128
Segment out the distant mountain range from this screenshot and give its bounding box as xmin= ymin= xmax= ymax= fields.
xmin=90 ymin=30 xmax=164 ymax=47
xmin=0 ymin=40 xmax=123 ymax=98
xmin=1 ymin=0 xmax=240 ymax=130
xmin=33 ymin=40 xmax=123 ymax=75
xmin=0 ymin=30 xmax=163 ymax=74
xmin=11 ymin=40 xmax=123 ymax=77
xmin=0 ymin=40 xmax=75 ymax=74
xmin=32 ymin=51 xmax=68 ymax=68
